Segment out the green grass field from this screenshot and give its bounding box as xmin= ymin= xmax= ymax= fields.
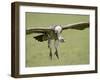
xmin=26 ymin=12 xmax=89 ymax=67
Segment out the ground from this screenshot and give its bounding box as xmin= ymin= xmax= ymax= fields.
xmin=26 ymin=12 xmax=89 ymax=67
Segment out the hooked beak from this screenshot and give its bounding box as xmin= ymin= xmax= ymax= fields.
xmin=58 ymin=36 xmax=64 ymax=43
xmin=59 ymin=38 xmax=64 ymax=42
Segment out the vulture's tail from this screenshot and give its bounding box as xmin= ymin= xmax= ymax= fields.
xmin=34 ymin=34 xmax=48 ymax=42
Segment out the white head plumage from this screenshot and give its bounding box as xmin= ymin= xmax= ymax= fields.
xmin=54 ymin=25 xmax=62 ymax=33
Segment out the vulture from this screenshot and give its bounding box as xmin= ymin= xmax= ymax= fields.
xmin=26 ymin=22 xmax=89 ymax=59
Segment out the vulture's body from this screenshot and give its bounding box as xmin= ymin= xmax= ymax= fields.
xmin=34 ymin=25 xmax=63 ymax=42
xmin=26 ymin=22 xmax=89 ymax=59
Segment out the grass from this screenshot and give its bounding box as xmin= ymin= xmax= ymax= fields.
xmin=26 ymin=12 xmax=89 ymax=67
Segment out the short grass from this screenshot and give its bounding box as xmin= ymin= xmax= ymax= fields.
xmin=26 ymin=12 xmax=89 ymax=67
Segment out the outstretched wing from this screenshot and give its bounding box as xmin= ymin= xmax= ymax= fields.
xmin=26 ymin=27 xmax=53 ymax=42
xmin=62 ymin=22 xmax=89 ymax=30
xmin=26 ymin=27 xmax=52 ymax=34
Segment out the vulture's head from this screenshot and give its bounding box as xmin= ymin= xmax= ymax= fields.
xmin=54 ymin=25 xmax=62 ymax=33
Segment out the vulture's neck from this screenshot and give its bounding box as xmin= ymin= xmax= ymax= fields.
xmin=54 ymin=26 xmax=64 ymax=42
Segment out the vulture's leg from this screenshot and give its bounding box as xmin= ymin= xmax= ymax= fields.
xmin=48 ymin=35 xmax=52 ymax=59
xmin=54 ymin=40 xmax=59 ymax=59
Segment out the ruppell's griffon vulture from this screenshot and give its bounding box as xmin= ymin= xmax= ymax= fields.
xmin=26 ymin=22 xmax=89 ymax=59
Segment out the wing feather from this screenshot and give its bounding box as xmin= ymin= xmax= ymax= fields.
xmin=62 ymin=22 xmax=89 ymax=30
xmin=26 ymin=27 xmax=52 ymax=34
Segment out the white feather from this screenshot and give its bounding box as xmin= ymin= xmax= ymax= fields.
xmin=55 ymin=25 xmax=62 ymax=33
